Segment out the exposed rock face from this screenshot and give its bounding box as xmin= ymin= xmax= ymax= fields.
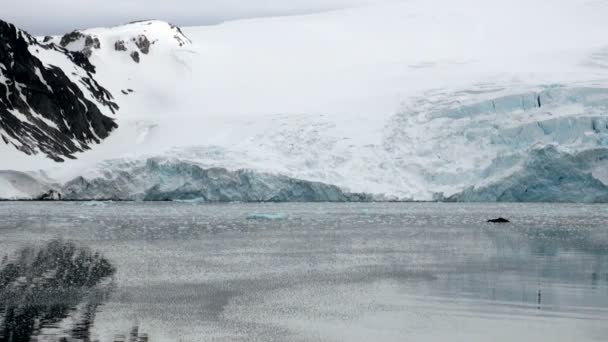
xmin=59 ymin=31 xmax=101 ymax=58
xmin=0 ymin=20 xmax=118 ymax=161
xmin=169 ymin=23 xmax=191 ymax=46
xmin=114 ymin=40 xmax=127 ymax=51
xmin=83 ymin=35 xmax=101 ymax=57
xmin=61 ymin=158 xmax=373 ymax=202
xmin=60 ymin=21 xmax=191 ymax=65
xmin=36 ymin=189 xmax=62 ymax=200
xmin=134 ymin=35 xmax=150 ymax=54
xmin=59 ymin=30 xmax=84 ymax=47
xmin=130 ymin=51 xmax=140 ymax=63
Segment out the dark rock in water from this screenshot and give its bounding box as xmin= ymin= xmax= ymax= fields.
xmin=37 ymin=189 xmax=62 ymax=200
xmin=0 ymin=20 xmax=119 ymax=161
xmin=130 ymin=50 xmax=140 ymax=63
xmin=115 ymin=40 xmax=127 ymax=51
xmin=488 ymin=217 xmax=510 ymax=223
xmin=134 ymin=34 xmax=151 ymax=54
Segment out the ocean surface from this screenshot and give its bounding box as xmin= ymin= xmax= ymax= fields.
xmin=0 ymin=202 xmax=607 ymax=341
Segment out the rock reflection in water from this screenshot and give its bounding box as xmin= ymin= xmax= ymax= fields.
xmin=0 ymin=240 xmax=115 ymax=342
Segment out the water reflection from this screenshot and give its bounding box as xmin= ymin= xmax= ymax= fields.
xmin=0 ymin=240 xmax=115 ymax=342
xmin=0 ymin=203 xmax=607 ymax=341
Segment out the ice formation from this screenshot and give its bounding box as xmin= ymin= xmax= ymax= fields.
xmin=2 ymin=0 xmax=608 ymax=201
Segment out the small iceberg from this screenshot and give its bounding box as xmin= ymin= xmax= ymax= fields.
xmin=80 ymin=201 xmax=110 ymax=207
xmin=246 ymin=213 xmax=288 ymax=221
xmin=173 ymin=197 xmax=206 ymax=204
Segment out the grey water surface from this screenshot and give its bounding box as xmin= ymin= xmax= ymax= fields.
xmin=0 ymin=202 xmax=607 ymax=341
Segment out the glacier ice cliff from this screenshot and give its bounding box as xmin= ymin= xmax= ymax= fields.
xmin=60 ymin=158 xmax=372 ymax=202
xmin=384 ymin=86 xmax=608 ymax=200
xmin=446 ymin=147 xmax=608 ymax=203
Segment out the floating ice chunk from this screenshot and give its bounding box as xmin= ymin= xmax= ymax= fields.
xmin=246 ymin=213 xmax=288 ymax=221
xmin=173 ymin=197 xmax=206 ymax=204
xmin=80 ymin=201 xmax=110 ymax=207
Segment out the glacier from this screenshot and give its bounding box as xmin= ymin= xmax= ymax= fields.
xmin=446 ymin=147 xmax=608 ymax=203
xmin=60 ymin=158 xmax=372 ymax=202
xmin=2 ymin=0 xmax=608 ymax=202
xmin=385 ymin=86 xmax=608 ymax=200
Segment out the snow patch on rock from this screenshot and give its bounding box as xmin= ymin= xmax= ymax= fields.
xmin=45 ymin=20 xmax=191 ymax=64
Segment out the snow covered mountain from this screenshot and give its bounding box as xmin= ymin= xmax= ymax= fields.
xmin=0 ymin=20 xmax=118 ymax=162
xmin=2 ymin=0 xmax=608 ymax=201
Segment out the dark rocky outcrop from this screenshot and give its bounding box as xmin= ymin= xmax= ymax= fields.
xmin=114 ymin=40 xmax=127 ymax=51
xmin=59 ymin=31 xmax=101 ymax=58
xmin=0 ymin=20 xmax=118 ymax=161
xmin=130 ymin=50 xmax=140 ymax=63
xmin=133 ymin=34 xmax=151 ymax=54
xmin=85 ymin=35 xmax=100 ymax=49
xmin=36 ymin=189 xmax=62 ymax=200
xmin=83 ymin=35 xmax=101 ymax=57
xmin=169 ymin=23 xmax=192 ymax=46
xmin=488 ymin=217 xmax=510 ymax=223
xmin=59 ymin=30 xmax=84 ymax=47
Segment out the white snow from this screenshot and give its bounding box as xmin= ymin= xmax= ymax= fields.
xmin=34 ymin=66 xmax=52 ymax=93
xmin=3 ymin=0 xmax=608 ymax=199
xmin=0 ymin=176 xmax=28 ymax=199
xmin=0 ymin=170 xmax=51 ymax=199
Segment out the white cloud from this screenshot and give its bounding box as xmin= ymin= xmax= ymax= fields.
xmin=3 ymin=0 xmax=382 ymax=34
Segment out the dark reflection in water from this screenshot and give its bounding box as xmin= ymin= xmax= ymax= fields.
xmin=0 ymin=240 xmax=115 ymax=342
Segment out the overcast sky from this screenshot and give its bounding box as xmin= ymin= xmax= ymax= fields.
xmin=4 ymin=0 xmax=378 ymax=35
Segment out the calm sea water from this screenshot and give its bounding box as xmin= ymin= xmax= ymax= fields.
xmin=0 ymin=202 xmax=607 ymax=341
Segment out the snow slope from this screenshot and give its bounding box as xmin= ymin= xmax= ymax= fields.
xmin=2 ymin=0 xmax=608 ymax=201
xmin=0 ymin=170 xmax=55 ymax=199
